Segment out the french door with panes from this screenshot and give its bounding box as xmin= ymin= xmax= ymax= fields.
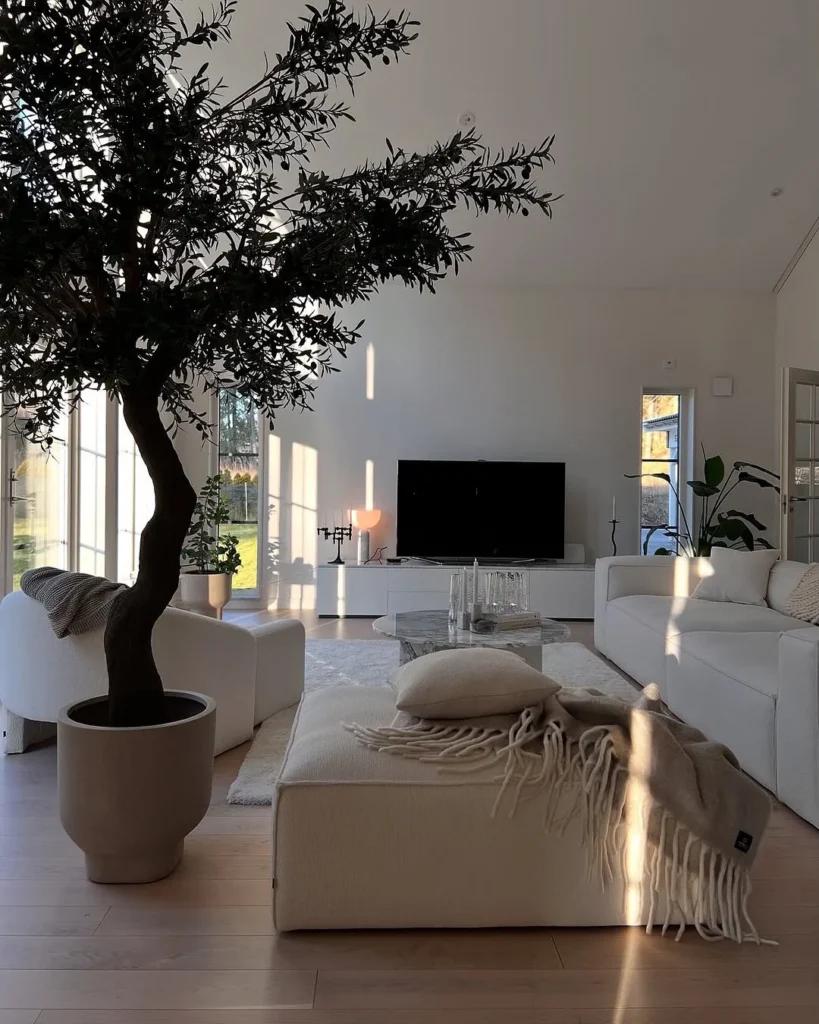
xmin=2 ymin=405 xmax=71 ymax=591
xmin=781 ymin=367 xmax=819 ymax=562
xmin=1 ymin=390 xmax=115 ymax=594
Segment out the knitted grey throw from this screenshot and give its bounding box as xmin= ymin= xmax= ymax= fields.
xmin=347 ymin=683 xmax=773 ymax=945
xmin=20 ymin=566 xmax=127 ymax=638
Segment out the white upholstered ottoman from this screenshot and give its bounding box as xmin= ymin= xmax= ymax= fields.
xmin=273 ymin=686 xmax=661 ymax=932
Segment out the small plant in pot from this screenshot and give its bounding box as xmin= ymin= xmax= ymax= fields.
xmin=180 ymin=476 xmax=242 ymax=619
xmin=0 ymin=0 xmax=557 ymax=884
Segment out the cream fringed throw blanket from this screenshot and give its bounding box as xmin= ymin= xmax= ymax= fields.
xmin=347 ymin=684 xmax=772 ymax=944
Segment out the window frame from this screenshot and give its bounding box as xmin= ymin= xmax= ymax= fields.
xmin=638 ymin=387 xmax=695 ymax=555
xmin=209 ymin=389 xmax=268 ymax=608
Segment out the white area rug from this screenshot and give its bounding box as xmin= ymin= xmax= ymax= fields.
xmin=227 ymin=639 xmax=638 ymax=805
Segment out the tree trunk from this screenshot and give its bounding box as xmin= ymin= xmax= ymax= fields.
xmin=104 ymin=387 xmax=197 ymax=727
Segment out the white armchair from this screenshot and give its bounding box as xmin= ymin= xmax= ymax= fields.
xmin=0 ymin=591 xmax=304 ymax=755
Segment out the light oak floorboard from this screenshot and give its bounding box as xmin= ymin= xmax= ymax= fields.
xmin=29 ymin=1013 xmax=819 ymax=1024
xmin=313 ymin=968 xmax=819 ymax=1010
xmin=0 ymin=879 xmax=270 ymax=907
xmin=552 ymin=927 xmax=819 ymax=969
xmin=0 ymin=931 xmax=561 ymax=971
xmin=95 ymin=906 xmax=275 ymax=937
xmin=0 ymin=970 xmax=315 ymax=1011
xmin=0 ymin=1013 xmax=41 ymax=1024
xmin=0 ymin=906 xmax=107 ymax=937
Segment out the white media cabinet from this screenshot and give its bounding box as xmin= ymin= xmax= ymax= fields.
xmin=316 ymin=550 xmax=595 ymax=620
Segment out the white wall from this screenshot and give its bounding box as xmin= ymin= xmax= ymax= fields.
xmin=173 ymin=283 xmax=777 ymax=607
xmin=776 ymin=232 xmax=819 ymax=375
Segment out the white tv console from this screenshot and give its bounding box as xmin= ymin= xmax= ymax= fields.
xmin=316 ymin=547 xmax=595 ymax=620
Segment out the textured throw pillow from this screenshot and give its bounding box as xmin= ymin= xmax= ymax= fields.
xmin=394 ymin=647 xmax=561 ymax=719
xmin=692 ymin=547 xmax=780 ymax=607
xmin=786 ymin=563 xmax=819 ymax=623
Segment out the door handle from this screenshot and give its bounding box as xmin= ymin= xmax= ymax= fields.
xmin=8 ymin=469 xmax=27 ymax=506
xmin=784 ymin=494 xmax=810 ymax=513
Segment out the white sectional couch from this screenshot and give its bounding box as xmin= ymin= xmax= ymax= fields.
xmin=595 ymin=556 xmax=819 ymax=829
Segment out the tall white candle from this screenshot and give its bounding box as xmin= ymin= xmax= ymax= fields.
xmin=612 ymin=495 xmax=617 ymax=521
xmin=459 ymin=568 xmax=468 ymax=613
xmin=471 ymin=558 xmax=479 ymax=609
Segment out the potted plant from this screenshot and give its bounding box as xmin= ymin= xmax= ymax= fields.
xmin=180 ymin=475 xmax=242 ymax=619
xmin=627 ymin=449 xmax=780 ymax=555
xmin=0 ymin=0 xmax=557 ymax=882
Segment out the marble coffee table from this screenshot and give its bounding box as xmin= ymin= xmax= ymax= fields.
xmin=372 ymin=610 xmax=570 ymax=669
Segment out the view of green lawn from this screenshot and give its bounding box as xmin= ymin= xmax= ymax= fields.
xmin=229 ymin=523 xmax=258 ymax=592
xmin=14 ymin=518 xmax=258 ymax=594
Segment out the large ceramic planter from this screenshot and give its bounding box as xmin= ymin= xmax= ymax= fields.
xmin=179 ymin=570 xmax=232 ymax=619
xmin=58 ymin=691 xmax=216 ymax=884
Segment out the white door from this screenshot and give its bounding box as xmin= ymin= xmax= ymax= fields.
xmin=781 ymin=367 xmax=819 ymax=562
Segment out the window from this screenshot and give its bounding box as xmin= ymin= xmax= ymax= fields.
xmin=640 ymin=391 xmax=692 ymax=554
xmin=218 ymin=390 xmax=261 ymax=595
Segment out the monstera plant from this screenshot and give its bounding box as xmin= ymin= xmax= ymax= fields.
xmin=628 ymin=449 xmax=780 ymax=556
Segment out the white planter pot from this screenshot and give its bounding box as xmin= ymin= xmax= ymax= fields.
xmin=179 ymin=571 xmax=233 ymax=619
xmin=58 ymin=691 xmax=216 ymax=884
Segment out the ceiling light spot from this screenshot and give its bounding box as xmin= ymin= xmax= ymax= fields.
xmin=770 ymin=187 xmax=784 ymax=198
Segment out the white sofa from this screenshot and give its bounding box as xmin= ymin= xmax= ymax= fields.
xmin=0 ymin=591 xmax=305 ymax=755
xmin=595 ymin=556 xmax=819 ymax=829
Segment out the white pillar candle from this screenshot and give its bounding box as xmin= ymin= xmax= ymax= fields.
xmin=471 ymin=558 xmax=480 ymax=608
xmin=460 ymin=568 xmax=468 ymax=612
xmin=612 ymin=495 xmax=617 ymax=521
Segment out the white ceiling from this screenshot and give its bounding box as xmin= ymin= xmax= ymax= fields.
xmin=204 ymin=0 xmax=819 ymax=291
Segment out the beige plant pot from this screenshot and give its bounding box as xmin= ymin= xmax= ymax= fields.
xmin=58 ymin=691 xmax=216 ymax=884
xmin=179 ymin=571 xmax=233 ymax=619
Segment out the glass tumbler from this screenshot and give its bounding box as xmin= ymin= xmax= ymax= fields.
xmin=449 ymin=573 xmax=461 ymax=622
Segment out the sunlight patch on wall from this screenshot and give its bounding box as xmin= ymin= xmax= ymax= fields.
xmin=336 ymin=563 xmax=346 ymax=617
xmin=267 ymin=432 xmax=282 ymax=609
xmin=366 ymin=342 xmax=375 ymax=401
xmin=365 ymin=459 xmax=374 ymax=511
xmin=290 ymin=441 xmax=318 ymax=610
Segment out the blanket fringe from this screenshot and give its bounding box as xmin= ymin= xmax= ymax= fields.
xmin=345 ymin=715 xmax=772 ymax=945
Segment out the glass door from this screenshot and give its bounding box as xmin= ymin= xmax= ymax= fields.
xmin=781 ymin=367 xmax=819 ymax=562
xmin=3 ymin=406 xmax=71 ymax=590
xmin=218 ymin=390 xmax=262 ymax=598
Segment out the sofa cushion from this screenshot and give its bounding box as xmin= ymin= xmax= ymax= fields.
xmin=665 ymin=642 xmax=776 ymax=792
xmin=768 ymin=560 xmax=812 ymax=614
xmin=691 ymin=548 xmax=780 ymax=607
xmin=674 ymin=631 xmax=780 ymax=698
xmin=609 ymin=595 xmax=804 ymax=638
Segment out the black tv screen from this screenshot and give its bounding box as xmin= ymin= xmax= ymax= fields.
xmin=396 ymin=460 xmax=565 ymax=561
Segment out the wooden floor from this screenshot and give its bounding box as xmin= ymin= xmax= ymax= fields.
xmin=1 ymin=614 xmax=818 ymax=1022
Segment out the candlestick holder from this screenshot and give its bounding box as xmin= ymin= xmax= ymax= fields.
xmin=609 ymin=519 xmax=620 ymax=556
xmin=317 ymin=523 xmax=353 ymax=564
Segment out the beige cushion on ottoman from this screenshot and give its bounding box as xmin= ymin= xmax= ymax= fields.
xmin=272 ymin=686 xmax=666 ymax=932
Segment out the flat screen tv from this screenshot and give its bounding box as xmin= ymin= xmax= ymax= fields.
xmin=396 ymin=460 xmax=565 ymax=561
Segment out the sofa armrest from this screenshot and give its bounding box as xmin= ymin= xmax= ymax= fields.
xmin=777 ymin=628 xmax=819 ymax=828
xmin=594 ymin=556 xmax=712 ymax=654
xmin=247 ymin=618 xmax=306 ymax=725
